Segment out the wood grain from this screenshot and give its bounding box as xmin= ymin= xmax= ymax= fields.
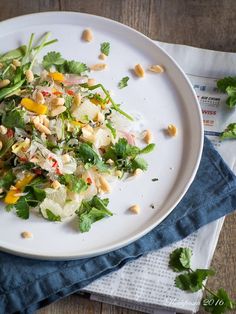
xmin=0 ymin=1 xmax=235 ymax=313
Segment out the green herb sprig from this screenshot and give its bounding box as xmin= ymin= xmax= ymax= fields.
xmin=169 ymin=247 xmax=235 ymax=313
xmin=220 ymin=123 xmax=236 ymax=140
xmin=100 ymin=42 xmax=110 ymax=56
xmin=118 ymin=76 xmax=129 ymax=89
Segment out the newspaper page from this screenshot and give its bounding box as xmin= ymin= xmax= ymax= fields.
xmin=82 ymin=42 xmax=236 ymax=314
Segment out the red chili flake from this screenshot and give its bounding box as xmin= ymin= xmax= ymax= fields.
xmin=42 ymin=91 xmax=51 ymax=97
xmin=19 ymin=157 xmax=28 ymax=162
xmin=56 ymin=168 xmax=62 ymax=175
xmin=6 ymin=129 xmax=14 ymax=138
xmin=33 ymin=169 xmax=42 ymax=175
xmin=52 ymin=160 xmax=58 ymax=168
xmin=53 ymin=91 xmax=63 ymax=96
xmin=67 ymin=89 xmax=74 ymax=95
xmin=86 ymin=177 xmax=92 ymax=185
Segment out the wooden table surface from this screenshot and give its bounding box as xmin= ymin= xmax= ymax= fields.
xmin=1 ymin=1 xmax=235 ymax=313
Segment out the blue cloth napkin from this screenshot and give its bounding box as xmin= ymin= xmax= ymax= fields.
xmin=0 ymin=137 xmax=236 ymax=314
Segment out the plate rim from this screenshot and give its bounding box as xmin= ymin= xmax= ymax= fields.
xmin=0 ymin=11 xmax=204 ymax=260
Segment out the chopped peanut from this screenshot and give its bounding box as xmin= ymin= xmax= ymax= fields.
xmin=74 ymin=93 xmax=82 ymax=106
xmin=149 ymin=65 xmax=165 ymax=73
xmin=134 ymin=64 xmax=145 ymax=77
xmin=99 ymin=53 xmax=106 ymax=60
xmin=98 ymin=176 xmax=111 ymax=193
xmin=81 ymin=125 xmax=95 ymax=142
xmin=82 ymin=28 xmax=93 ymax=42
xmin=115 ymin=170 xmax=122 ymax=178
xmin=106 ymin=159 xmax=114 ymax=165
xmin=51 ymin=97 xmax=65 ymax=106
xmin=12 ymin=59 xmax=21 ymax=67
xmin=51 ymin=180 xmax=61 ymax=190
xmin=43 ymin=116 xmax=50 ymax=128
xmin=129 ymin=204 xmax=140 ymax=214
xmin=90 ymin=63 xmax=108 ymax=71
xmin=25 ymin=69 xmax=34 ymax=83
xmin=96 ymin=112 xmax=105 ymax=123
xmin=143 ymin=129 xmax=152 ymax=144
xmin=87 ymin=78 xmax=96 ymax=86
xmin=21 ymin=231 xmax=33 ymax=239
xmin=0 ymin=125 xmax=7 ymax=135
xmin=167 ymin=124 xmax=177 ymax=137
xmin=35 ymin=91 xmax=45 ymax=104
xmin=133 ymin=168 xmax=143 ymax=176
xmin=62 ymin=154 xmax=71 ymax=163
xmin=0 ymin=79 xmax=10 ymax=88
xmin=10 ymin=64 xmax=16 ymax=71
xmin=50 ymin=106 xmax=66 ymax=117
xmin=34 ymin=121 xmax=51 ymax=135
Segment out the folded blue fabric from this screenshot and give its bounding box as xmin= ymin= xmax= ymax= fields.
xmin=0 ymin=137 xmax=236 ymax=314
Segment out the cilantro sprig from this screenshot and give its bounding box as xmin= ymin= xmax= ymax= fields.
xmin=220 ymin=123 xmax=236 ymax=140
xmin=118 ymin=76 xmax=129 ymax=89
xmin=76 ymin=196 xmax=112 ymax=232
xmin=42 ymin=51 xmax=88 ymax=74
xmin=217 ymin=77 xmax=236 ymax=108
xmin=103 ymin=138 xmax=155 ymax=174
xmin=100 ymin=42 xmax=110 ymax=56
xmin=169 ymin=247 xmax=235 ymax=313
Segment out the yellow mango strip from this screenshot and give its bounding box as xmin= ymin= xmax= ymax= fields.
xmin=21 ymin=98 xmax=47 ymax=115
xmin=49 ymin=72 xmax=64 ymax=82
xmin=4 ymin=188 xmax=21 ymax=204
xmin=71 ymin=120 xmax=84 ymax=127
xmin=15 ymin=173 xmax=36 ymax=189
xmin=4 ymin=173 xmax=36 ymax=204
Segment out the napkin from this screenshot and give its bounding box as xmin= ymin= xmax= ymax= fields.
xmin=0 ymin=137 xmax=236 ymax=314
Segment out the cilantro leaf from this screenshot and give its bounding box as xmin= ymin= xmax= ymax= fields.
xmin=59 ymin=60 xmax=88 ymax=75
xmin=60 ymin=174 xmax=88 ymax=193
xmin=131 ymin=157 xmax=148 ymax=171
xmin=42 ymin=51 xmax=88 ymax=75
xmin=169 ymin=247 xmax=192 ymax=272
xmin=217 ymin=77 xmax=236 ymax=92
xmin=76 ymin=143 xmax=100 ymax=165
xmin=103 ymin=138 xmax=153 ymax=173
xmin=46 ymin=208 xmax=61 ymax=222
xmin=225 ymin=86 xmax=236 ymax=108
xmin=118 ymin=76 xmax=129 ymax=89
xmin=76 ymin=143 xmax=107 ymax=171
xmin=77 ymin=196 xmax=112 ymax=232
xmin=179 ymin=247 xmax=192 ymax=269
xmin=220 ymin=123 xmax=236 ymax=140
xmin=203 ymin=289 xmax=235 ymax=314
xmin=0 ymin=170 xmax=16 ymax=190
xmin=5 ymin=204 xmax=14 ymax=212
xmin=79 ymin=208 xmax=110 ymax=232
xmin=15 ymin=197 xmax=30 ymax=219
xmin=175 ymin=269 xmax=215 ymax=292
xmin=2 ymin=109 xmax=25 ymax=129
xmin=100 ymin=42 xmax=110 ymax=56
xmin=42 ymin=51 xmax=65 ymax=71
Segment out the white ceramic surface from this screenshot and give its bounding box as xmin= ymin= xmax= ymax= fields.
xmin=0 ymin=12 xmax=203 ymax=260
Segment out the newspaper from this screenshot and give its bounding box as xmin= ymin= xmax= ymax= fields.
xmin=82 ymin=42 xmax=236 ymax=314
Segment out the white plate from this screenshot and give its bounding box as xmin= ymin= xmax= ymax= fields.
xmin=0 ymin=12 xmax=203 ymax=260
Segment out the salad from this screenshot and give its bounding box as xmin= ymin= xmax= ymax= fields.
xmin=0 ymin=32 xmax=155 ymax=232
